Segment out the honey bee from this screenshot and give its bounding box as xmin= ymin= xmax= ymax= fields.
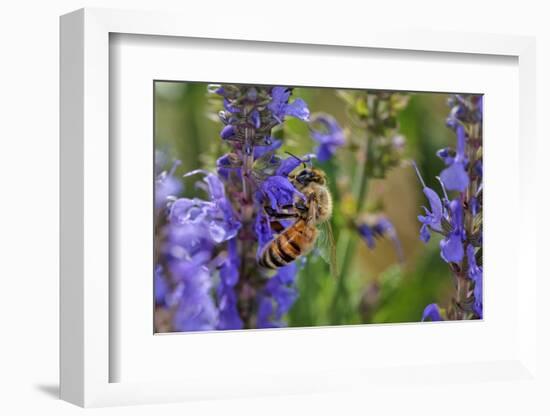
xmin=258 ymin=164 xmax=337 ymax=276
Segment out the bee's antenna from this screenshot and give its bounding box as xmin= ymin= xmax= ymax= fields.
xmin=285 ymin=151 xmax=302 ymax=162
xmin=285 ymin=151 xmax=308 ymax=168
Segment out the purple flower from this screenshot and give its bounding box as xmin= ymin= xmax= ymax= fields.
xmin=257 ymin=264 xmax=298 ymax=328
xmin=446 ymin=103 xmax=464 ymax=129
xmin=155 ymin=160 xmax=182 ymax=210
xmin=415 ymin=94 xmax=482 ymax=323
xmin=413 ymin=161 xmax=443 ymax=243
xmin=418 ymin=187 xmax=444 ymax=242
xmin=440 ymin=199 xmax=465 ymax=264
xmin=256 ymin=175 xmax=303 ymax=211
xmin=254 ymin=210 xmax=274 ymax=252
xmin=154 ymin=265 xmax=168 ymax=306
xmin=470 ymin=196 xmax=480 ymax=216
xmin=467 ymin=245 xmax=483 ymax=318
xmin=257 ymin=297 xmax=276 ymax=328
xmin=164 ymin=222 xmax=214 ymax=263
xmin=253 ymin=139 xmax=282 ymax=159
xmin=357 ymin=216 xmax=404 ymax=262
xmin=250 ymin=109 xmax=261 ymax=129
xmin=358 ymin=224 xmax=377 ymax=249
xmin=439 ymin=125 xmax=469 ymax=192
xmin=195 ymin=84 xmax=316 ymax=329
xmin=275 ymin=153 xmax=314 ymax=177
xmin=220 ymin=125 xmax=236 ymax=140
xmin=160 ymin=219 xmax=223 ymax=332
xmin=217 ymin=238 xmax=243 ymax=330
xmin=171 ymin=263 xmax=219 ymax=332
xmin=474 ymin=160 xmax=483 ymax=178
xmin=216 ymin=153 xmax=242 ymax=180
xmin=156 ymin=169 xmax=245 ymax=332
xmin=158 ymin=219 xmax=221 ymax=332
xmin=223 ymin=98 xmax=241 ymax=113
xmin=309 ymin=114 xmax=345 ymax=162
xmin=422 ymin=303 xmax=443 ymax=321
xmin=436 ymin=147 xmax=454 ymax=165
xmin=268 ymin=87 xmax=310 ymax=122
xmin=172 ymin=170 xmax=241 ymax=243
xmin=169 ymin=198 xmax=235 ymax=244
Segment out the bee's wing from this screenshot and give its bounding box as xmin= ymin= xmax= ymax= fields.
xmin=316 ymin=221 xmax=338 ymax=278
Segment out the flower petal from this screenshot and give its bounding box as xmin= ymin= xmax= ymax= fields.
xmin=316 ymin=144 xmax=334 ymax=162
xmin=154 ymin=266 xmax=168 ymax=306
xmin=285 ymin=98 xmax=310 ymax=121
xmin=422 ymin=303 xmax=443 ymax=322
xmin=449 ymin=199 xmax=464 ymax=231
xmin=310 ymin=114 xmax=345 ymax=161
xmin=358 ymin=224 xmax=376 ymax=248
xmin=254 ymin=211 xmax=274 ymax=256
xmin=220 ymin=125 xmax=236 ymax=140
xmin=267 ymin=87 xmax=310 ymax=122
xmin=276 ymin=155 xmax=303 ymax=177
xmin=257 ymin=175 xmax=302 ymax=210
xmin=436 ymin=147 xmax=454 ymax=166
xmin=440 ymin=231 xmax=464 ymax=263
xmin=254 ymin=139 xmax=282 ymax=159
xmin=440 ymin=162 xmax=469 ymax=192
xmin=420 ymin=224 xmax=431 ymax=243
xmin=467 ymin=244 xmax=483 ymax=318
xmin=423 ymin=187 xmax=443 ymax=223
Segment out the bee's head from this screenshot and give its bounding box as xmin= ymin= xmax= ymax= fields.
xmin=294 ymin=167 xmax=327 ymax=186
xmin=284 ymin=152 xmax=327 ymax=186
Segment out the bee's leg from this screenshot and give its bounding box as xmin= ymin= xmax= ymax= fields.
xmin=294 ymin=199 xmax=308 ymax=213
xmin=266 ymin=210 xmax=300 ymax=220
xmin=306 ymin=194 xmax=318 ymax=223
xmin=265 ymin=206 xmax=299 ymax=220
xmin=270 ymin=221 xmax=285 ymax=233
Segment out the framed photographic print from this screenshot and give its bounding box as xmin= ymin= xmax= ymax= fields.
xmin=152 ymin=81 xmax=482 ymax=333
xmin=60 ymin=7 xmax=539 ymax=408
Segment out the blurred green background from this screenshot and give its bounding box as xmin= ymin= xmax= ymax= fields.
xmin=155 ymin=81 xmax=456 ymax=327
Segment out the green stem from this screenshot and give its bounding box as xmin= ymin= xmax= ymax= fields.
xmin=330 ymin=132 xmax=370 ymax=323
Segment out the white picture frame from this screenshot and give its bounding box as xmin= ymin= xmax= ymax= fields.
xmin=60 ymin=7 xmax=538 ymax=408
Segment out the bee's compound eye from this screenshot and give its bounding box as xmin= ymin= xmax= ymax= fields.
xmin=297 ymin=170 xmax=310 ymax=182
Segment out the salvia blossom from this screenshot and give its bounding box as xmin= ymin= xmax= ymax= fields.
xmin=309 ymin=113 xmax=345 ymax=162
xmin=357 ymin=215 xmax=404 ymax=262
xmin=170 ymin=170 xmax=241 ymax=243
xmin=422 ymin=303 xmax=443 ymax=322
xmin=268 ymin=86 xmax=310 ymax=122
xmin=439 ymin=125 xmax=469 ymax=192
xmin=257 ymin=264 xmax=298 ymax=328
xmin=439 ymin=198 xmax=465 ymax=264
xmin=161 ymin=170 xmax=242 ymax=331
xmin=416 ymin=94 xmax=483 ymax=321
xmin=256 ymin=175 xmax=304 ymax=211
xmin=467 ymin=244 xmax=483 ymax=318
xmin=212 ymin=84 xmax=313 ymax=328
xmin=154 ymin=265 xmax=168 ymax=307
xmin=170 ymin=257 xmax=219 ymax=331
xmin=217 ymin=238 xmax=243 ymax=329
xmin=155 ymin=155 xmax=182 ymax=211
xmin=417 ymin=187 xmax=443 ymax=243
xmin=154 ymin=84 xmax=315 ymax=331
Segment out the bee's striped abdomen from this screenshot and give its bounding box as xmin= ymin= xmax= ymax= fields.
xmin=258 ymin=219 xmax=316 ymax=269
